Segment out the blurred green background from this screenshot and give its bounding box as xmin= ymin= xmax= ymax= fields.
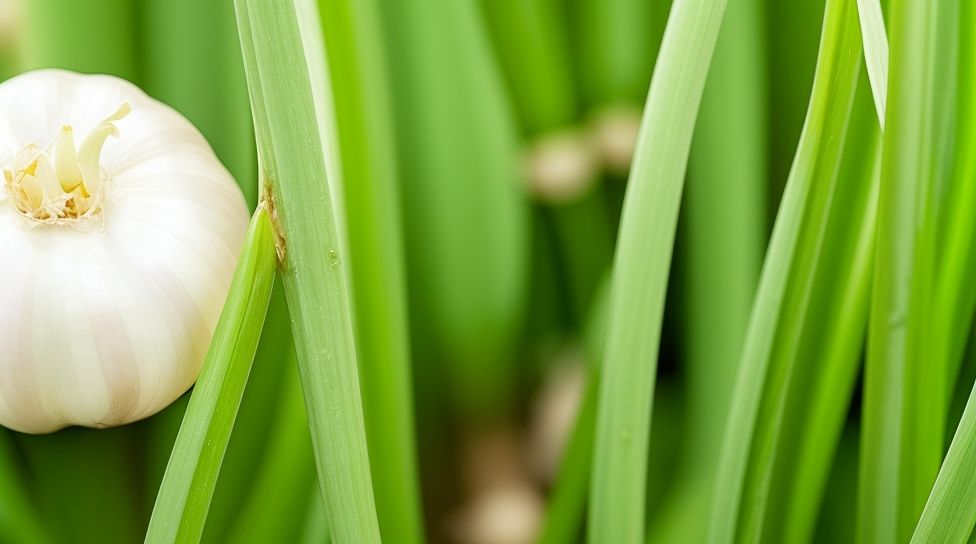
xmin=0 ymin=0 xmax=967 ymax=543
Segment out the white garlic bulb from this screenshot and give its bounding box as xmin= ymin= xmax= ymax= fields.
xmin=0 ymin=70 xmax=249 ymax=434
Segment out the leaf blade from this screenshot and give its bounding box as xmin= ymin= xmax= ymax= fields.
xmin=146 ymin=208 xmax=278 ymax=543
xmin=587 ymin=0 xmax=730 ymax=541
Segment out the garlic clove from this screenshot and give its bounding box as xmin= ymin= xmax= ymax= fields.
xmin=0 ymin=69 xmax=249 ymax=434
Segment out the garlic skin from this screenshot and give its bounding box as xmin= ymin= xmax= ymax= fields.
xmin=0 ymin=70 xmax=249 ymax=434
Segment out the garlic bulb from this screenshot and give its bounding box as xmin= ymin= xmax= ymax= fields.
xmin=0 ymin=70 xmax=249 ymax=434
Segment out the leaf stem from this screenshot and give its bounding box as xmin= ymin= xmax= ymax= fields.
xmin=145 ymin=208 xmax=278 ymax=543
xmin=235 ymin=0 xmax=382 ymax=540
xmin=587 ymin=0 xmax=729 ymax=541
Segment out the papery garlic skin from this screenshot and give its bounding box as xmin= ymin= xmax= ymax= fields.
xmin=0 ymin=70 xmax=249 ymax=434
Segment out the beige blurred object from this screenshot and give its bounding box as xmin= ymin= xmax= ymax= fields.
xmin=449 ymin=482 xmax=544 ymax=544
xmin=460 ymin=426 xmax=527 ymax=495
xmin=451 ymin=426 xmax=543 ymax=544
xmin=528 ymin=354 xmax=587 ymax=483
xmin=523 ymin=130 xmax=599 ymax=204
xmin=590 ymin=105 xmax=642 ymax=175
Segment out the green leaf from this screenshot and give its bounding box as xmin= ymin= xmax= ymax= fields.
xmin=235 ymin=0 xmax=382 ymax=540
xmin=200 ymin=282 xmax=294 ymax=542
xmin=766 ymin=77 xmax=881 ymax=543
xmin=707 ymin=0 xmax=863 ymax=540
xmin=587 ymin=0 xmax=729 ymax=541
xmin=859 ymin=0 xmax=958 ymax=540
xmin=145 ymin=208 xmax=278 ymax=543
xmin=909 ymin=3 xmax=976 ymax=541
xmin=316 ymin=0 xmax=425 ymax=540
xmin=649 ymin=0 xmax=767 ymax=536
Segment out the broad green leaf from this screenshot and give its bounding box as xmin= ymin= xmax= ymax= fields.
xmin=708 ymin=0 xmax=863 ymax=540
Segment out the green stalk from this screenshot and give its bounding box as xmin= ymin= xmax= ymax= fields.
xmin=21 ymin=0 xmax=137 ymax=81
xmin=707 ymin=0 xmax=863 ymax=540
xmin=235 ymin=0 xmax=381 ymax=540
xmin=769 ymin=79 xmax=881 ymax=543
xmin=145 ymin=208 xmax=278 ymax=543
xmin=199 ymin=282 xmax=293 ymax=542
xmin=859 ymin=0 xmax=954 ymax=540
xmin=377 ymin=0 xmax=530 ymax=420
xmin=587 ymin=0 xmax=729 ymax=541
xmin=142 ymin=0 xmax=257 ymax=207
xmin=316 ymin=0 xmax=425 ymax=541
